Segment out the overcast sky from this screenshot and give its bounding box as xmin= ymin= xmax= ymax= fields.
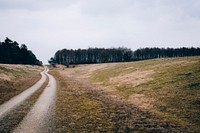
xmin=1 ymin=0 xmax=200 ymax=63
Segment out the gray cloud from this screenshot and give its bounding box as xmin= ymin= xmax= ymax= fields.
xmin=0 ymin=0 xmax=77 ymax=11
xmin=0 ymin=0 xmax=200 ymax=63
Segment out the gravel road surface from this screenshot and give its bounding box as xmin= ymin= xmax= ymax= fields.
xmin=13 ymin=67 xmax=57 ymax=133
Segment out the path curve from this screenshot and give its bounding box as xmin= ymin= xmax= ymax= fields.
xmin=13 ymin=66 xmax=57 ymax=133
xmin=0 ymin=66 xmax=47 ymax=119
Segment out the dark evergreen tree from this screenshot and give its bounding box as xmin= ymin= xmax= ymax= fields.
xmin=0 ymin=37 xmax=42 ymax=65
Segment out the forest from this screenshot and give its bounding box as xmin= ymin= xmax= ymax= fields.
xmin=50 ymin=47 xmax=200 ymax=65
xmin=0 ymin=37 xmax=42 ymax=65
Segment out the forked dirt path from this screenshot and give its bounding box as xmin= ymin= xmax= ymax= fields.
xmin=13 ymin=67 xmax=57 ymax=133
xmin=0 ymin=67 xmax=47 ymax=119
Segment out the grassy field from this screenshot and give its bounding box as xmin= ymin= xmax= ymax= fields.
xmin=91 ymin=56 xmax=200 ymax=131
xmin=0 ymin=64 xmax=43 ymax=105
xmin=52 ymin=56 xmax=200 ymax=132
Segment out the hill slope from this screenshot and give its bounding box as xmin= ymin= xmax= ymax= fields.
xmin=53 ymin=56 xmax=200 ymax=132
xmin=0 ymin=64 xmax=43 ymax=104
xmin=90 ymin=56 xmax=200 ymax=130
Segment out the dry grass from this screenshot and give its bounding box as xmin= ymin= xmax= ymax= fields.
xmin=109 ymin=70 xmax=154 ymax=88
xmin=0 ymin=64 xmax=43 ymax=105
xmin=51 ymin=60 xmax=193 ymax=132
xmin=50 ymin=56 xmax=200 ymax=132
xmin=90 ymin=56 xmax=200 ymax=132
xmin=52 ymin=71 xmax=113 ymax=132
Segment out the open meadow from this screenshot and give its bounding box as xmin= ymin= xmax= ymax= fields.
xmin=0 ymin=56 xmax=199 ymax=132
xmin=51 ymin=56 xmax=200 ymax=132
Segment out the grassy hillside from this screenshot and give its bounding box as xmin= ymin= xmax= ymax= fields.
xmin=90 ymin=56 xmax=200 ymax=131
xmin=52 ymin=56 xmax=200 ymax=132
xmin=0 ymin=64 xmax=43 ymax=104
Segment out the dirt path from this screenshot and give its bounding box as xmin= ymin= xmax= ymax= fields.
xmin=13 ymin=67 xmax=57 ymax=133
xmin=0 ymin=67 xmax=47 ymax=120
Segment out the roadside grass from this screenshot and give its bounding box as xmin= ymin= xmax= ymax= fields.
xmin=0 ymin=65 xmax=43 ymax=105
xmin=51 ymin=71 xmax=114 ymax=132
xmin=0 ymin=73 xmax=49 ymax=133
xmin=90 ymin=56 xmax=200 ymax=132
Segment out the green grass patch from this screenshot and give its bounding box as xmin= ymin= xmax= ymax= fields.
xmin=0 ymin=66 xmax=11 ymax=73
xmin=0 ymin=66 xmax=32 ymax=76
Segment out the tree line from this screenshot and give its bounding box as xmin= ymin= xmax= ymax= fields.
xmin=49 ymin=47 xmax=132 ymax=65
xmin=49 ymin=47 xmax=200 ymax=65
xmin=0 ymin=37 xmax=42 ymax=65
xmin=133 ymin=47 xmax=200 ymax=60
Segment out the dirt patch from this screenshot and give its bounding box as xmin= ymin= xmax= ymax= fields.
xmin=109 ymin=70 xmax=154 ymax=87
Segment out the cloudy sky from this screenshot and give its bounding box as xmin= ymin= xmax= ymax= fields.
xmin=1 ymin=0 xmax=200 ymax=63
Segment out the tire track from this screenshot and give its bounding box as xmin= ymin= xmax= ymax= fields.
xmin=0 ymin=66 xmax=47 ymax=120
xmin=0 ymin=76 xmax=49 ymax=133
xmin=13 ymin=66 xmax=57 ymax=133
